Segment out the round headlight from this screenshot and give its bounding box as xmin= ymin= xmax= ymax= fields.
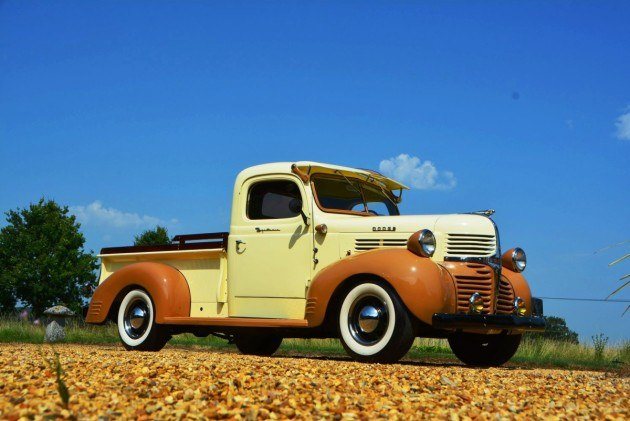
xmin=501 ymin=247 xmax=527 ymax=272
xmin=418 ymin=229 xmax=436 ymax=257
xmin=407 ymin=229 xmax=437 ymax=258
xmin=512 ymin=248 xmax=527 ymax=272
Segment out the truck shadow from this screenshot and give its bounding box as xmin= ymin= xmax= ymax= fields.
xmin=271 ymin=353 xmax=521 ymax=370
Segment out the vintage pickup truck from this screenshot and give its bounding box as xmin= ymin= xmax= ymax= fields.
xmin=86 ymin=161 xmax=544 ymax=365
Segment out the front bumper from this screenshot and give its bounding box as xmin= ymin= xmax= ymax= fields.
xmin=432 ymin=313 xmax=546 ymax=332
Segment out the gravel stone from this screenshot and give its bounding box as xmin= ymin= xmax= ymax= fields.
xmin=0 ymin=344 xmax=627 ymax=419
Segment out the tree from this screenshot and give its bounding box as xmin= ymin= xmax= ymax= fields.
xmin=0 ymin=258 xmax=16 ymax=314
xmin=0 ymin=199 xmax=98 ymax=315
xmin=526 ymin=316 xmax=579 ymax=344
xmin=134 ymin=226 xmax=171 ymax=246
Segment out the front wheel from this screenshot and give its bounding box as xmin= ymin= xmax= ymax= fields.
xmin=448 ymin=333 xmax=522 ymax=367
xmin=117 ymin=289 xmax=170 ymax=351
xmin=338 ymin=282 xmax=415 ymax=363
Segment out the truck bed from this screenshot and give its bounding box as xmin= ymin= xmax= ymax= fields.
xmin=98 ymin=232 xmax=230 ymax=318
xmin=99 ymin=232 xmax=229 ymax=255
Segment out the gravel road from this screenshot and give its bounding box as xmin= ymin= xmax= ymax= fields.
xmin=0 ymin=344 xmax=627 ymax=419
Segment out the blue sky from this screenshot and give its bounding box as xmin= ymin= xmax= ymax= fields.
xmin=1 ymin=1 xmax=628 ymax=342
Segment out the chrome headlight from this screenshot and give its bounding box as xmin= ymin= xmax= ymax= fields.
xmin=512 ymin=248 xmax=526 ymax=272
xmin=418 ymin=229 xmax=436 ymax=257
xmin=501 ymin=247 xmax=527 ymax=272
xmin=407 ymin=229 xmax=437 ymax=258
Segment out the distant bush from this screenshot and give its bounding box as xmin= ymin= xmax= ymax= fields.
xmin=134 ymin=226 xmax=171 ymax=246
xmin=526 ymin=315 xmax=579 ymax=344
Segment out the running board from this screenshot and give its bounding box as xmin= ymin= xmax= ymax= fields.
xmin=161 ymin=317 xmax=309 ymax=328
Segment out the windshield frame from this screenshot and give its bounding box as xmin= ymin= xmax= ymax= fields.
xmin=310 ymin=174 xmax=400 ymax=217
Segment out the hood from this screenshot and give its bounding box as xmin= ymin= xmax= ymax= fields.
xmin=433 ymin=214 xmax=496 ymax=237
xmin=328 ymin=214 xmax=441 ymax=234
xmin=329 ymin=213 xmax=495 ymax=236
xmin=329 ymin=213 xmax=498 ymax=261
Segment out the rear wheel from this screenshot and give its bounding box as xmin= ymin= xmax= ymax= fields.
xmin=234 ymin=334 xmax=282 ymax=356
xmin=117 ymin=289 xmax=170 ymax=351
xmin=448 ymin=333 xmax=522 ymax=366
xmin=338 ymin=282 xmax=414 ymax=363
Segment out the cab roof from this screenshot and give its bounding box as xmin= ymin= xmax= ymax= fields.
xmin=236 ymin=161 xmax=409 ymax=192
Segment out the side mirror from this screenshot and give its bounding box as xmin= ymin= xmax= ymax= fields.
xmin=289 ymin=198 xmax=309 ymax=226
xmin=289 ymin=198 xmax=303 ymax=214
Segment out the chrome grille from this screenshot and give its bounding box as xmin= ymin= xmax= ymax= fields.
xmin=496 ymin=277 xmax=515 ymax=314
xmin=354 ymin=238 xmax=408 ymax=251
xmin=445 ymin=233 xmax=496 ymax=257
xmin=451 ymin=263 xmax=495 ymax=314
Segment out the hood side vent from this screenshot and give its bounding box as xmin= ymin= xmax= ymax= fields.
xmin=355 ymin=238 xmax=408 ymax=251
xmin=445 ymin=233 xmax=496 ymax=257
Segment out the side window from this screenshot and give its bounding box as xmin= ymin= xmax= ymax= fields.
xmin=247 ymin=180 xmax=302 ymax=220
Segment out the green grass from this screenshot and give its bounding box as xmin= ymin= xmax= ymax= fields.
xmin=1 ymin=318 xmax=627 ymax=371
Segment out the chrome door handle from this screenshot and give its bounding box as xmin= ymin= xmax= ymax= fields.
xmin=235 ymin=240 xmax=246 ymax=252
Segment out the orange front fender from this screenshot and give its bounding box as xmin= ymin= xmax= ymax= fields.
xmin=502 ymin=267 xmax=534 ymax=316
xmin=85 ymin=262 xmax=191 ymax=324
xmin=306 ymin=249 xmax=456 ymax=327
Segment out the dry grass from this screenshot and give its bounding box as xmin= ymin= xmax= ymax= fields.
xmin=1 ymin=318 xmax=627 ymax=371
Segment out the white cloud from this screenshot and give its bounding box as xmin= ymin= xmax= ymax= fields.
xmin=70 ymin=201 xmax=164 ymax=229
xmin=379 ymin=154 xmax=456 ymax=190
xmin=615 ymin=108 xmax=630 ymax=141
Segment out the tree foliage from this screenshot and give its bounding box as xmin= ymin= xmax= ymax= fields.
xmin=527 ymin=316 xmax=579 ymax=344
xmin=0 ymin=199 xmax=98 ymax=315
xmin=134 ymin=226 xmax=171 ymax=246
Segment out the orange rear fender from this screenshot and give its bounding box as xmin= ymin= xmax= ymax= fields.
xmin=85 ymin=262 xmax=191 ymax=324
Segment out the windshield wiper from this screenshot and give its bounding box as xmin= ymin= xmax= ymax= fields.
xmin=334 ymin=170 xmax=368 ymax=213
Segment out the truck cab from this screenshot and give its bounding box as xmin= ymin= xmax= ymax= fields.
xmin=86 ymin=161 xmax=544 ymax=365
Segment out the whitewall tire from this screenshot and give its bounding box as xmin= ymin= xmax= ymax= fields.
xmin=117 ymin=289 xmax=169 ymax=351
xmin=338 ymin=282 xmax=415 ymax=363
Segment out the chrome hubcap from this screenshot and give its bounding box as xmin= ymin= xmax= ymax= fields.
xmin=358 ymin=306 xmax=379 ymax=333
xmin=129 ymin=306 xmax=147 ymax=329
xmin=123 ymin=299 xmax=149 ymax=339
xmin=348 ymin=295 xmax=389 ymax=345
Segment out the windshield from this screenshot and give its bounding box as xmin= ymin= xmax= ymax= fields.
xmin=312 ymin=175 xmax=400 ymax=216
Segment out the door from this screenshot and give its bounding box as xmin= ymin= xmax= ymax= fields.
xmin=228 ymin=175 xmax=313 ymax=319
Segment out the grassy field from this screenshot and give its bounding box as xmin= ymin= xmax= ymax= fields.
xmin=1 ymin=319 xmax=627 ymax=371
